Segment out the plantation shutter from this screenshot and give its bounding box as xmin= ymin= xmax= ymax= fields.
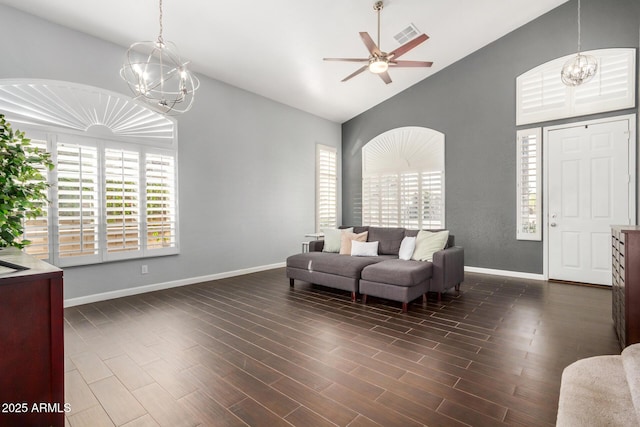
xmin=573 ymin=51 xmax=635 ymax=113
xmin=379 ymin=174 xmax=399 ymax=227
xmin=516 ymin=128 xmax=541 ymax=240
xmin=146 ymin=153 xmax=177 ymax=251
xmin=105 ymin=148 xmax=141 ymax=257
xmin=422 ymin=171 xmax=444 ymax=228
xmin=400 ymin=172 xmax=420 ymax=228
xmin=56 ymin=142 xmax=100 ymax=264
xmin=316 ymin=145 xmax=337 ymax=232
xmin=516 ymin=48 xmax=635 ymax=125
xmin=362 ymin=176 xmax=379 ymax=226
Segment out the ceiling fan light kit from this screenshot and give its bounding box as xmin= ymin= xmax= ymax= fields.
xmin=369 ymin=57 xmax=389 ymax=74
xmin=561 ymin=0 xmax=597 ymax=86
xmin=323 ymin=0 xmax=433 ymax=84
xmin=121 ymin=0 xmax=199 ymax=115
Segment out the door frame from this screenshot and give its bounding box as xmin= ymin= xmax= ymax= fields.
xmin=542 ymin=114 xmax=637 ymax=282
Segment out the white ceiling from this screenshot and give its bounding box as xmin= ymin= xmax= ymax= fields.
xmin=1 ymin=0 xmax=569 ymax=123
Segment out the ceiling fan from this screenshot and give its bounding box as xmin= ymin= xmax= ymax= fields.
xmin=323 ymin=1 xmax=433 ymax=84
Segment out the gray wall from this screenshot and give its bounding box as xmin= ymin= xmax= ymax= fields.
xmin=342 ymin=0 xmax=640 ymax=274
xmin=0 ymin=5 xmax=341 ymax=300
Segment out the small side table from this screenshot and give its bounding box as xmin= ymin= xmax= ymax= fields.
xmin=302 ymin=233 xmax=324 ymax=252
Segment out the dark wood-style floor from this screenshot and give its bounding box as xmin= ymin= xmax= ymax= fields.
xmin=63 ymin=269 xmax=620 ymax=427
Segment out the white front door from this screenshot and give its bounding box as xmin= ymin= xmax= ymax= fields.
xmin=547 ymin=118 xmax=633 ymax=285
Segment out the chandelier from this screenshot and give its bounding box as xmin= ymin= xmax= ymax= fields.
xmin=121 ymin=0 xmax=199 ymax=115
xmin=561 ymin=0 xmax=597 ymax=86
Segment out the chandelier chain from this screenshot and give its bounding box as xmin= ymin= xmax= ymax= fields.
xmin=158 ymin=0 xmax=164 ymax=44
xmin=577 ymin=0 xmax=582 ymax=52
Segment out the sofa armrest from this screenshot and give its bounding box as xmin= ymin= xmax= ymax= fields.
xmin=309 ymin=240 xmax=324 ymax=252
xmin=431 ymin=246 xmax=464 ymax=293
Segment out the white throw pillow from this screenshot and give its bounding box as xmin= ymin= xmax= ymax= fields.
xmin=398 ymin=236 xmax=417 ymax=261
xmin=322 ymin=228 xmax=353 ymax=253
xmin=351 ymin=240 xmax=379 ymax=257
xmin=411 ymin=230 xmax=449 ymax=262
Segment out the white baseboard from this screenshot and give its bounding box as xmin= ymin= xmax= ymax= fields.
xmin=464 ymin=266 xmax=545 ymax=281
xmin=64 ymin=262 xmax=286 ymax=308
xmin=65 ymin=262 xmax=544 ymax=307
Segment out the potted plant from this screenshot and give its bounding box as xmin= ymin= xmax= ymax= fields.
xmin=0 ymin=114 xmax=54 ymax=249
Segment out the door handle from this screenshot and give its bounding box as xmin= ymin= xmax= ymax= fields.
xmin=550 ymin=223 xmax=557 ymax=227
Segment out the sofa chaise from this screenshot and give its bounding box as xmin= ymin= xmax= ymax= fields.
xmin=286 ymin=226 xmax=464 ymax=312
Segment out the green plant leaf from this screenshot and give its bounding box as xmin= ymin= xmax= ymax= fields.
xmin=0 ymin=114 xmax=54 ymax=248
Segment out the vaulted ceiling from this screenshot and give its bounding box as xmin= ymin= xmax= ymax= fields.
xmin=1 ymin=0 xmax=569 ymax=123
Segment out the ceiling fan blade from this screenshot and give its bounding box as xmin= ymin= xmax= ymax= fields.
xmin=323 ymin=57 xmax=369 ymax=63
xmin=390 ymin=60 xmax=433 ymax=67
xmin=359 ymin=32 xmax=381 ymax=56
xmin=388 ymin=34 xmax=429 ymax=59
xmin=341 ymin=65 xmax=369 ymax=82
xmin=378 ymin=71 xmax=392 ymax=85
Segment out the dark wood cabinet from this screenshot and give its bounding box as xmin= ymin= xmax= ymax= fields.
xmin=612 ymin=226 xmax=640 ymax=349
xmin=0 ymin=249 xmax=64 ymax=427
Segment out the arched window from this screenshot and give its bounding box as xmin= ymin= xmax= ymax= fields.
xmin=362 ymin=126 xmax=444 ymax=228
xmin=0 ymin=79 xmax=179 ymax=266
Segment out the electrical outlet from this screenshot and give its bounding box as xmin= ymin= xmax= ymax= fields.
xmin=141 ymin=264 xmax=148 ymax=274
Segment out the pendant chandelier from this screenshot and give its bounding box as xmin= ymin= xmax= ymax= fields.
xmin=121 ymin=0 xmax=199 ymax=115
xmin=561 ymin=0 xmax=598 ymax=86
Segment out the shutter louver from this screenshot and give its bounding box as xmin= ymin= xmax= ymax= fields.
xmin=57 ymin=142 xmax=100 ymax=261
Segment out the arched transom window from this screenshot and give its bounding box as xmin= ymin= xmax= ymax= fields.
xmin=362 ymin=126 xmax=445 ymax=229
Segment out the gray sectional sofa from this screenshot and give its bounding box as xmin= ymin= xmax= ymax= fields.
xmin=286 ymin=226 xmax=464 ymax=312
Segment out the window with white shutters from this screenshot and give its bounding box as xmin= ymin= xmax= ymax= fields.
xmin=316 ymin=145 xmax=337 ymax=232
xmin=18 ymin=133 xmax=178 ymax=267
xmin=362 ymin=127 xmax=445 ymax=229
xmin=0 ymin=80 xmax=180 ymax=267
xmin=516 ymin=128 xmax=541 ymax=240
xmin=516 ymin=48 xmax=635 ymax=125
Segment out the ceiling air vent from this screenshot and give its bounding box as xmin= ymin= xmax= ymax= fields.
xmin=393 ymin=23 xmax=420 ymax=45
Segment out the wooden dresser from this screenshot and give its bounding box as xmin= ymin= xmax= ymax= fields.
xmin=0 ymin=248 xmax=64 ymax=426
xmin=611 ymin=226 xmax=640 ymax=349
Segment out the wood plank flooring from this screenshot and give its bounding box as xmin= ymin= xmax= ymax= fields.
xmin=63 ymin=269 xmax=620 ymax=426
